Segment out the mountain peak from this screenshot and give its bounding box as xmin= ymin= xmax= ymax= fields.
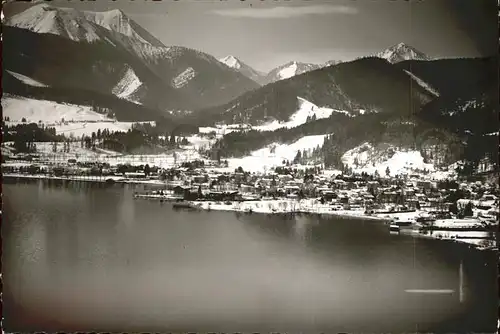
xmin=6 ymin=4 xmax=165 ymax=47
xmin=376 ymin=42 xmax=430 ymax=63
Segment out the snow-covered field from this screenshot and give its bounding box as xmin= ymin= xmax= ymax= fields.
xmin=51 ymin=121 xmax=140 ymax=137
xmin=200 ymin=97 xmax=349 ymax=134
xmin=2 ymin=96 xmax=110 ymax=123
xmin=253 ymin=97 xmax=349 ymax=131
xmin=226 ymin=134 xmax=327 ymax=173
xmin=184 ymin=134 xmax=217 ymax=150
xmin=342 ymin=142 xmax=437 ymax=176
xmin=2 ymin=95 xmax=153 ymax=136
xmin=15 ymin=142 xmax=203 ymax=168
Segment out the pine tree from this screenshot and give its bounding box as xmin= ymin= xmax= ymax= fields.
xmin=293 ymin=150 xmax=302 ymax=164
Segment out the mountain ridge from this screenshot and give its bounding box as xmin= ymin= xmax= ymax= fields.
xmin=5 ymin=4 xmax=259 ymax=111
xmin=190 ymin=56 xmax=438 ymax=126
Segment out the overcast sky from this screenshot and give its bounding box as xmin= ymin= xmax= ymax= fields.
xmin=6 ymin=0 xmax=497 ymax=72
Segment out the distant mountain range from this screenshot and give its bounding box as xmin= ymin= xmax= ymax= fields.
xmin=192 ymin=56 xmax=440 ymax=125
xmin=3 ymin=3 xmax=259 ymax=114
xmin=218 ymin=43 xmax=430 ymax=84
xmin=3 ymin=2 xmax=496 ymax=171
xmin=196 ymin=54 xmax=497 ymax=170
xmin=219 ymin=57 xmax=345 ymax=85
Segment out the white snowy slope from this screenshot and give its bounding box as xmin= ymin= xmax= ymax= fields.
xmin=403 ymin=70 xmax=440 ymax=97
xmin=277 ymin=62 xmax=299 ymax=80
xmin=219 ymin=55 xmax=241 ymax=69
xmin=6 ymin=3 xmax=162 ymax=47
xmin=7 ymin=4 xmax=103 ymax=42
xmin=2 ymin=95 xmax=112 ymax=123
xmin=5 ymin=3 xmax=172 ymax=66
xmin=227 ymin=135 xmax=328 ymax=172
xmin=50 ymin=121 xmax=141 ymax=137
xmin=265 ymin=61 xmax=319 ymax=83
xmin=83 ymin=9 xmax=164 ymax=47
xmin=5 ymin=70 xmax=49 ymax=87
xmin=2 ymin=95 xmax=146 ymax=137
xmin=341 ymin=142 xmax=438 ymax=177
xmin=375 ymin=42 xmax=431 ymax=64
xmin=172 ymin=67 xmax=197 ymax=89
xmin=254 ymin=97 xmax=350 ymax=131
xmin=219 ymin=55 xmax=266 ymax=83
xmin=112 ymin=66 xmax=143 ymax=102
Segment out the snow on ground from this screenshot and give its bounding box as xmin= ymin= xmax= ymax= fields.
xmin=219 ymin=55 xmax=241 ymax=69
xmin=2 ymin=96 xmax=111 ymax=123
xmin=94 ymin=149 xmax=203 ymax=168
xmin=254 ymin=97 xmax=351 ymax=132
xmin=342 ymin=142 xmax=435 ymax=177
xmin=227 ymin=135 xmax=328 ymax=173
xmin=198 ymin=126 xmax=240 ymax=137
xmin=200 ymin=97 xmax=350 ymax=135
xmin=2 ymin=95 xmax=155 ymax=136
xmin=277 ymin=62 xmax=298 ymax=80
xmin=6 ymin=70 xmax=49 ymax=87
xmin=112 ymin=66 xmax=142 ymax=101
xmin=23 ymin=142 xmax=202 ymax=168
xmin=51 ymin=121 xmax=140 ymax=137
xmin=185 ymin=134 xmax=217 ymax=150
xmin=254 ymin=97 xmax=335 ymax=131
xmin=172 ymin=67 xmax=197 ymax=89
xmin=403 ymin=70 xmax=439 ymax=97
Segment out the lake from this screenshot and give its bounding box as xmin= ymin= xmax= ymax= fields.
xmin=2 ymin=180 xmax=497 ymax=333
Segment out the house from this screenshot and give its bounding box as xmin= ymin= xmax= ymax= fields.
xmin=173 ymin=185 xmax=190 ymax=196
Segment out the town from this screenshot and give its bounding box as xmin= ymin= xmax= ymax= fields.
xmin=3 ymin=149 xmax=498 ymax=251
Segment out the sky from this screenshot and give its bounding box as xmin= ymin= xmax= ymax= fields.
xmin=4 ymin=0 xmax=497 ymax=72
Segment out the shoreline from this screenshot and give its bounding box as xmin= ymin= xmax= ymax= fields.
xmin=1 ymin=173 xmax=166 ymax=185
xmin=186 ymin=199 xmax=496 ymax=251
xmin=4 ymin=173 xmax=497 ymax=251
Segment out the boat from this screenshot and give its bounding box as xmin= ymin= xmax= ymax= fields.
xmin=389 ymin=224 xmax=401 ymax=233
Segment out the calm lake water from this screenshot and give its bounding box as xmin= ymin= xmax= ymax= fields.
xmin=2 ymin=180 xmax=497 ymax=333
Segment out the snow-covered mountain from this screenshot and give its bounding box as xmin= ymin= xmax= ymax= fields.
xmin=264 ymin=61 xmax=320 ymax=84
xmin=219 ymin=55 xmax=266 ymax=84
xmin=6 ymin=4 xmax=164 ymax=47
xmin=376 ymin=42 xmax=430 ymax=63
xmin=4 ymin=3 xmax=259 ymax=112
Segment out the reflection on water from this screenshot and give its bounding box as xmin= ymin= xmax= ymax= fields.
xmin=2 ymin=181 xmax=497 ymax=333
